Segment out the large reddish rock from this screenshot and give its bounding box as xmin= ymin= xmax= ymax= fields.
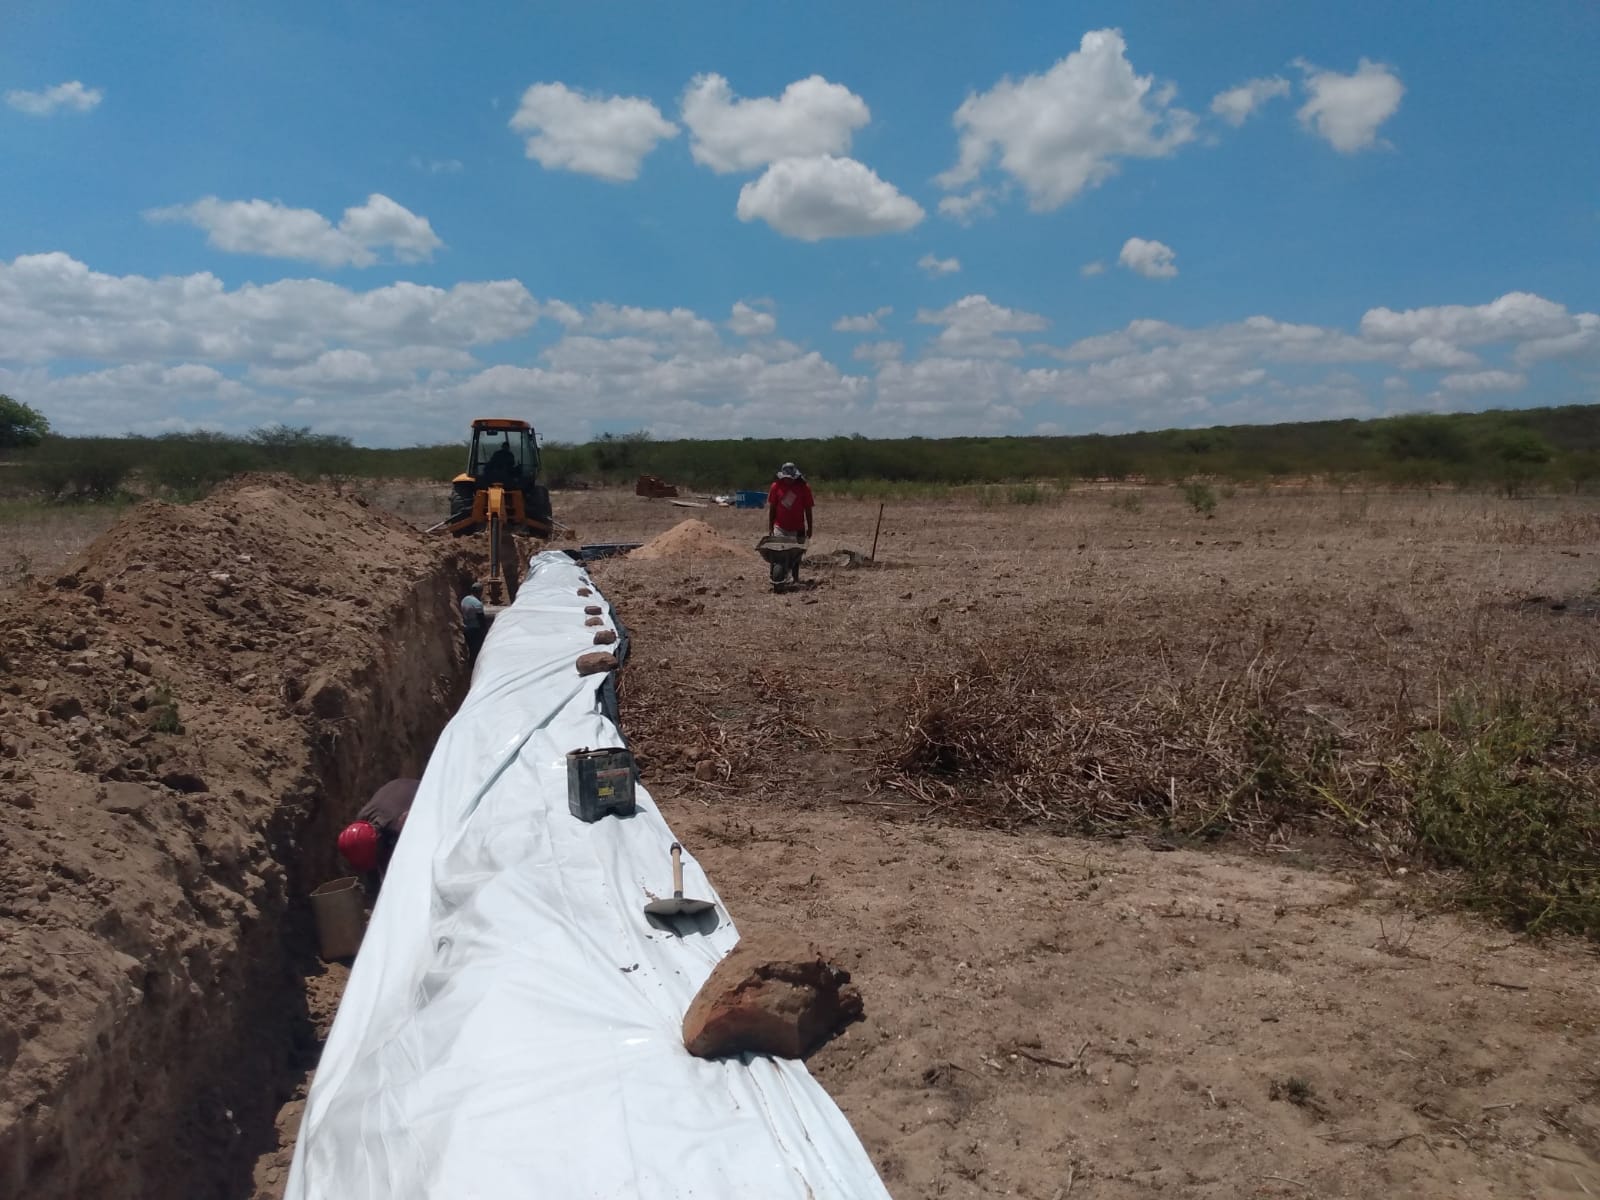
xmin=683 ymin=933 xmax=863 ymax=1060
xmin=575 ymin=652 xmax=618 ymax=676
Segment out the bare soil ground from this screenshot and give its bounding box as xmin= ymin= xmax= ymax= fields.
xmin=0 ymin=501 xmax=126 ymax=584
xmin=0 ymin=479 xmax=466 ymax=1199
xmin=565 ymin=485 xmax=1600 ymax=1199
xmin=7 ymin=480 xmax=1599 ymax=1199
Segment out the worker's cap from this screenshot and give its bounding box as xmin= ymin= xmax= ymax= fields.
xmin=777 ymin=462 xmax=800 ymax=479
xmin=337 ymin=820 xmax=380 ymax=873
xmin=469 ymin=581 xmax=484 ymax=593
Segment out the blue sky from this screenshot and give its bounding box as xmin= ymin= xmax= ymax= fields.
xmin=2 ymin=1 xmax=1597 ymax=446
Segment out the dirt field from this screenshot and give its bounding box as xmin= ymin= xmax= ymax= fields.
xmin=577 ymin=486 xmax=1600 ymax=1199
xmin=0 ymin=479 xmax=468 ymax=1199
xmin=0 ymin=501 xmax=127 ymax=586
xmin=5 ymin=480 xmax=1599 ymax=1199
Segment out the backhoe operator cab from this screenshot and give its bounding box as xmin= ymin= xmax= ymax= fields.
xmin=446 ymin=419 xmax=554 ymax=601
xmin=448 ymin=419 xmax=553 ymax=530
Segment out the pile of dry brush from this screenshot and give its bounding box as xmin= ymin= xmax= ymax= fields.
xmin=875 ymin=633 xmax=1600 ymax=935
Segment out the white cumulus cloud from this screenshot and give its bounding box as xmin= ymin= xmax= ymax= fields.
xmin=509 ymin=82 xmax=678 ymax=182
xmin=938 ymin=29 xmax=1196 ymax=212
xmin=918 ymin=254 xmax=961 ymax=277
xmin=6 ymin=248 xmax=1597 ymax=445
xmin=727 ymin=301 xmax=777 ymax=337
xmin=874 ymin=356 xmax=1025 ymax=430
xmin=1400 ymin=337 xmax=1479 ymax=370
xmin=1360 ymin=292 xmax=1579 ymax=347
xmin=681 ymin=73 xmax=870 ymax=173
xmin=146 ymin=194 xmax=443 ymax=268
xmin=581 ymin=303 xmax=719 ymax=343
xmin=1210 ymin=76 xmax=1291 ymax=126
xmin=5 ymin=80 xmax=102 ymax=116
xmin=0 ymin=252 xmax=539 ymax=368
xmin=937 ymin=189 xmax=997 ymax=225
xmin=736 ymin=156 xmax=924 ymax=241
xmin=833 ymin=306 xmax=892 ymax=333
xmin=917 ymin=294 xmax=1048 ymax=357
xmin=1440 ymin=370 xmax=1527 ymax=393
xmin=853 ymin=340 xmax=904 ymax=364
xmin=1118 ymin=237 xmax=1178 ymax=279
xmin=1295 ymin=58 xmax=1404 ymax=153
xmin=1514 ymin=313 xmax=1600 ymax=366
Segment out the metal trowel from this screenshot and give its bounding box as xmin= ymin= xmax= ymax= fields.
xmin=644 ymin=843 xmax=715 ymax=921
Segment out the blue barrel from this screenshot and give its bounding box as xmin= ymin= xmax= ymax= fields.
xmin=735 ymin=490 xmax=767 ymax=509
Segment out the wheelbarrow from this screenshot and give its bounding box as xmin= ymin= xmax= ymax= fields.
xmin=756 ymin=534 xmax=806 ymax=587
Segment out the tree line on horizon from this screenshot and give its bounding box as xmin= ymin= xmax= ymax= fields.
xmin=1 ymin=392 xmax=1597 ymax=502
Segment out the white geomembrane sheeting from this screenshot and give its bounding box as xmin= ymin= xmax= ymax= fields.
xmin=285 ymin=551 xmax=888 ymax=1200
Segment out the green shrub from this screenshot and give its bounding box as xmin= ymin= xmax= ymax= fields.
xmin=7 ymin=402 xmax=1600 ymax=496
xmin=1383 ymin=414 xmax=1471 ymax=464
xmin=0 ymin=394 xmax=50 ymax=450
xmin=147 ymin=433 xmax=255 ymax=498
xmin=1180 ymin=480 xmax=1218 ymax=517
xmin=25 ymin=439 xmax=133 ymax=501
xmin=150 ymin=684 xmax=183 ymax=734
xmin=1484 ymin=428 xmax=1554 ymax=498
xmin=1408 ymin=693 xmax=1600 ymax=935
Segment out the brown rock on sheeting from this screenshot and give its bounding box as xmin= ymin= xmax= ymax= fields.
xmin=584 ymin=605 xmax=603 ymax=615
xmin=577 ymin=588 xmax=593 ymax=597
xmin=683 ymin=933 xmax=864 ymax=1060
xmin=593 ymin=630 xmax=618 ymax=645
xmin=584 ymin=616 xmax=604 ymax=627
xmin=576 ymin=652 xmax=619 ymax=676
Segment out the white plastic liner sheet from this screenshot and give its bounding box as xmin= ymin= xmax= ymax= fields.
xmin=286 ymin=551 xmax=889 ymax=1200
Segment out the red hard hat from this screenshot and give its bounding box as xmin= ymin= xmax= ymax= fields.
xmin=337 ymin=820 xmax=380 ymax=873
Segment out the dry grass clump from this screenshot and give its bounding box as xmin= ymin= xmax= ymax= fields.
xmin=621 ymin=663 xmax=831 ymax=794
xmin=876 ymin=635 xmax=1600 ymax=936
xmin=878 ymin=637 xmax=1342 ymax=839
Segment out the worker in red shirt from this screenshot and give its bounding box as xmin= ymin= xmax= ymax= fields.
xmin=766 ymin=462 xmax=814 ymax=584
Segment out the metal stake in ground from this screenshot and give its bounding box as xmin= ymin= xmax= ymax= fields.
xmin=870 ymin=502 xmax=885 ymax=563
xmin=644 ymin=842 xmax=715 ymax=924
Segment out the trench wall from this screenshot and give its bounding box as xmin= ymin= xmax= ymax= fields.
xmin=0 ymin=478 xmax=466 ymax=1200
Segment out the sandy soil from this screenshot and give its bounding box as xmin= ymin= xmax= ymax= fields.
xmin=676 ymin=807 xmax=1600 ymax=1199
xmin=572 ymin=485 xmax=1600 ymax=1199
xmin=0 ymin=478 xmax=467 ymax=1199
xmin=8 ymin=479 xmax=1599 ymax=1199
xmin=0 ymin=502 xmax=125 ymax=583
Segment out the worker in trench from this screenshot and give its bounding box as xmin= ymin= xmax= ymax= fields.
xmin=337 ymin=778 xmax=417 ymax=895
xmin=460 ymin=580 xmax=490 ymax=665
xmin=767 ymin=462 xmax=815 ymax=584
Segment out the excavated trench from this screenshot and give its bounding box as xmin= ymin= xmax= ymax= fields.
xmin=0 ymin=479 xmax=479 ymax=1200
xmin=229 ymin=574 xmax=471 ymax=1199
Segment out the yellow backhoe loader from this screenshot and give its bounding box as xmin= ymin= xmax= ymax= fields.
xmin=445 ymin=418 xmax=554 ymax=603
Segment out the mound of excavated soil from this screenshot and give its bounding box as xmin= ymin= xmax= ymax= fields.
xmin=0 ymin=476 xmax=467 ymax=1200
xmin=630 ymin=518 xmax=745 ymax=561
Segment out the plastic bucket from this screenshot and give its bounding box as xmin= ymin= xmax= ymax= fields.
xmin=310 ymin=877 xmax=366 ymax=960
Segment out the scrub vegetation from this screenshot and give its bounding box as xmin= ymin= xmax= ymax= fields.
xmin=0 ymin=404 xmax=1596 ymax=505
